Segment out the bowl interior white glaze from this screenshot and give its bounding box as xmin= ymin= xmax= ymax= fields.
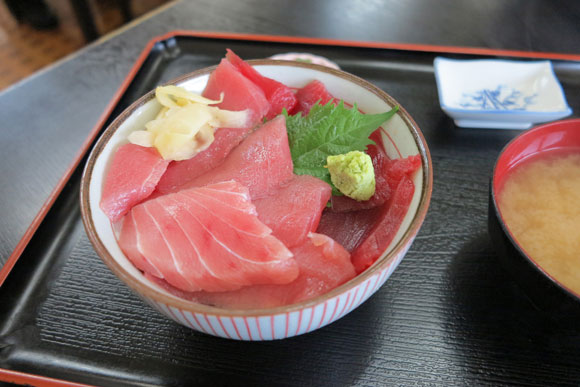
xmin=87 ymin=63 xmax=424 ymax=310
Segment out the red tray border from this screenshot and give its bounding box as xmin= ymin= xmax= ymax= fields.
xmin=1 ymin=29 xmax=578 ymax=387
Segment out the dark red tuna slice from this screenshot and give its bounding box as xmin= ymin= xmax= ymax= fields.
xmin=316 ymin=208 xmax=380 ymax=253
xmin=351 ymin=174 xmax=415 ymax=273
xmin=331 ymin=151 xmax=421 ymax=212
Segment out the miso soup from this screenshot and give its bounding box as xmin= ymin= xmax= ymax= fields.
xmin=498 ymin=150 xmax=580 ymax=296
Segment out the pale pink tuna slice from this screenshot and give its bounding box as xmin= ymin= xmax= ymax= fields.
xmin=118 ymin=211 xmax=163 ymax=278
xmin=147 ymin=233 xmax=356 ymax=309
xmin=202 ymin=58 xmax=269 ymax=123
xmin=155 ymin=125 xmax=254 ymax=194
xmin=177 ymin=115 xmax=294 ymax=199
xmin=130 ymin=201 xmax=200 ymax=292
xmin=100 ymin=143 xmax=169 ymax=222
xmin=254 ymin=175 xmax=331 ymax=248
xmin=118 ymin=181 xmax=298 ymax=293
xmin=168 ymin=193 xmax=297 ymax=288
xmin=141 ymin=199 xmax=209 ymax=291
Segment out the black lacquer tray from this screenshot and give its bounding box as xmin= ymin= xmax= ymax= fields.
xmin=1 ymin=32 xmax=580 ymax=386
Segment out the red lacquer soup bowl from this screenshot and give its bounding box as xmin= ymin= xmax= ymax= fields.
xmin=489 ymin=118 xmax=580 ymax=322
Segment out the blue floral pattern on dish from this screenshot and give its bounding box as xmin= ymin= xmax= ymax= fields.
xmin=459 ymin=85 xmax=537 ymax=110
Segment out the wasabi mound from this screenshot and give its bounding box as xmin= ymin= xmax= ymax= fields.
xmin=327 ymin=151 xmax=375 ymax=201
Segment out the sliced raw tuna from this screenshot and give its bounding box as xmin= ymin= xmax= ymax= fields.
xmin=226 ymin=49 xmax=297 ymax=119
xmin=118 ymin=181 xmax=298 ymax=293
xmin=351 ymin=174 xmax=415 ymax=273
xmin=156 ymin=61 xmax=271 ymax=194
xmin=330 ymin=142 xmax=391 ymax=212
xmin=100 ymin=143 xmax=169 ymax=223
xmin=369 ymin=126 xmax=421 ymax=194
xmin=155 ymin=125 xmax=253 ymax=194
xmin=331 ymin=144 xmax=421 ymax=212
xmin=254 ymin=175 xmax=331 ymax=247
xmin=118 ymin=211 xmax=163 ymax=278
xmin=202 ymin=58 xmax=269 ymax=123
xmin=384 ymin=154 xmax=421 ymax=192
xmin=148 ymin=233 xmax=355 ymax=309
xmin=178 ymin=115 xmax=294 ymax=199
xmin=294 ymin=80 xmax=338 ymax=115
xmin=316 ymin=208 xmax=379 ymax=253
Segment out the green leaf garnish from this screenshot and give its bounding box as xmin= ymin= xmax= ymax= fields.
xmin=284 ymin=101 xmax=399 ymax=194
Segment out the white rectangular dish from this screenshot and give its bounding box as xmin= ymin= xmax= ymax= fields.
xmin=434 ymin=57 xmax=572 ymax=129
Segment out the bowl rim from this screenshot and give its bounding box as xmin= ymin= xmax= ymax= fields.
xmin=80 ymin=59 xmax=433 ymax=317
xmin=433 ymin=57 xmax=573 ymax=116
xmin=490 ymin=118 xmax=580 ymax=303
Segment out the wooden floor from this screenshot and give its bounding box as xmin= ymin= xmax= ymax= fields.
xmin=0 ymin=0 xmax=170 ymax=91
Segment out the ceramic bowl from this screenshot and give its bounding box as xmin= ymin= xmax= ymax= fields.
xmin=488 ymin=118 xmax=580 ymax=322
xmin=434 ymin=57 xmax=572 ymax=129
xmin=81 ymin=60 xmax=433 ymax=340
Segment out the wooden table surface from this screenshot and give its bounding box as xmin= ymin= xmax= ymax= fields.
xmin=1 ymin=0 xmax=579 ymax=385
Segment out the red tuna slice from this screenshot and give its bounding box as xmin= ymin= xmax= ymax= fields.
xmin=331 ymin=129 xmax=421 ymax=212
xmin=384 ymin=154 xmax=421 ymax=192
xmin=254 ymin=175 xmax=331 ymax=248
xmin=148 ymin=233 xmax=355 ymax=309
xmin=178 ymin=115 xmax=294 ymax=199
xmin=330 ymin=143 xmax=391 ymax=212
xmin=372 ymin=126 xmax=421 ymax=194
xmin=351 ymin=174 xmax=415 ymax=273
xmin=331 ymin=152 xmax=421 ymax=212
xmin=100 ymin=143 xmax=169 ymax=223
xmin=226 ymin=49 xmax=297 ymax=119
xmin=155 ymin=125 xmax=253 ymax=194
xmin=202 ymin=58 xmax=269 ymax=123
xmin=316 ymin=208 xmax=380 ymax=253
xmin=294 ymin=80 xmax=338 ymax=115
xmin=118 ymin=181 xmax=298 ymax=293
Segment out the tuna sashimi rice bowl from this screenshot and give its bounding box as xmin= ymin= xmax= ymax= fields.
xmin=81 ymin=51 xmax=432 ymax=340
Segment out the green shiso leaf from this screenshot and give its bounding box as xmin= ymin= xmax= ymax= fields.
xmin=284 ymin=100 xmax=399 ymax=194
